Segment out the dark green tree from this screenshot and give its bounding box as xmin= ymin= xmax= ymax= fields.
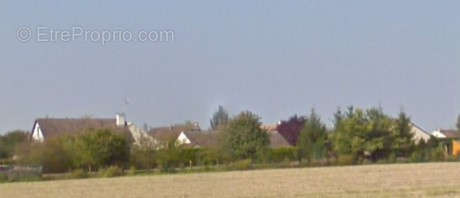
xmin=297 ymin=110 xmax=328 ymax=163
xmin=333 ymin=107 xmax=344 ymax=130
xmin=73 ymin=129 xmax=130 ymax=171
xmin=156 ymin=139 xmax=184 ymax=172
xmin=210 ymin=105 xmax=230 ymax=130
xmin=220 ymin=111 xmax=269 ymax=160
xmin=391 ymin=111 xmax=415 ymax=157
xmin=332 ymin=107 xmax=393 ymax=163
xmin=0 ymin=130 xmax=28 ymax=159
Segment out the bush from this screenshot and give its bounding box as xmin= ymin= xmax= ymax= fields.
xmin=17 ymin=138 xmax=74 ymax=173
xmin=130 ymin=147 xmax=157 ymax=170
xmin=198 ymin=149 xmax=221 ymax=166
xmin=127 ymin=166 xmax=137 ymax=176
xmin=180 ymin=148 xmax=201 ymax=167
xmin=69 ymin=169 xmax=88 ymax=179
xmin=74 ymin=129 xmax=130 ymax=171
xmin=0 ymin=166 xmax=43 ymax=182
xmin=410 ymin=150 xmax=425 ymax=163
xmin=336 ymin=155 xmax=354 ymax=166
xmin=429 ymin=146 xmax=446 ymax=162
xmin=268 ymin=148 xmax=298 ymax=163
xmin=156 ymin=141 xmax=183 ymax=173
xmin=0 ymin=173 xmax=8 ymax=183
xmin=220 ymin=111 xmax=270 ymax=160
xmin=228 ymin=159 xmax=252 ymax=170
xmin=99 ymin=166 xmax=123 ymax=178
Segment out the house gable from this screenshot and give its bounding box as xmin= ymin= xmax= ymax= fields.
xmin=177 ymin=131 xmax=192 ymax=144
xmin=432 ymin=130 xmax=447 ymax=138
xmin=31 ymin=121 xmax=44 ymax=142
xmin=409 ymin=122 xmax=431 ymax=144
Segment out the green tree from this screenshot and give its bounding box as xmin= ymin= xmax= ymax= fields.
xmin=332 ymin=107 xmax=393 ymax=163
xmin=16 ymin=135 xmax=75 ymax=173
xmin=156 ymin=139 xmax=184 ymax=172
xmin=0 ymin=130 xmax=28 ymax=159
xmin=210 ymin=105 xmax=230 ymax=130
xmin=297 ymin=110 xmax=328 ymax=163
xmin=333 ymin=107 xmax=344 ymax=130
xmin=220 ymin=111 xmax=269 ymax=160
xmin=391 ymin=111 xmax=415 ymax=158
xmin=130 ymin=144 xmax=157 ymax=170
xmin=73 ymin=129 xmax=130 ymax=171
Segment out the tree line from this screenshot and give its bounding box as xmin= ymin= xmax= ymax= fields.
xmin=0 ymin=106 xmax=459 ymax=176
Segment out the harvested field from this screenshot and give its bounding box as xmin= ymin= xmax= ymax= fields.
xmin=2 ymin=162 xmax=460 ymax=198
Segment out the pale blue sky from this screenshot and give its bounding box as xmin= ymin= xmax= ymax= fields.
xmin=1 ymin=1 xmax=459 ymax=133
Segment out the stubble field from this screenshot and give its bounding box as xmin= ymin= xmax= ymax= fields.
xmin=2 ymin=162 xmax=460 ymax=198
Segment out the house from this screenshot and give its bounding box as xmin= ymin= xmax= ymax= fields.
xmin=148 ymin=124 xmax=217 ymax=148
xmin=263 ymin=124 xmax=292 ymax=148
xmin=452 ymin=140 xmax=460 ymax=156
xmin=269 ymin=132 xmax=292 ymax=148
xmin=30 ymin=114 xmax=156 ymax=146
xmin=176 ymin=131 xmax=219 ymax=148
xmin=149 ymin=123 xmax=291 ymax=149
xmin=431 ymin=129 xmax=460 ymax=139
xmin=431 ymin=129 xmax=460 ymax=156
xmin=148 ymin=124 xmax=201 ymax=143
xmin=409 ymin=122 xmax=432 ymax=144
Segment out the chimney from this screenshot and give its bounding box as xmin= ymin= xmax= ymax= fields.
xmin=116 ymin=113 xmax=127 ymax=127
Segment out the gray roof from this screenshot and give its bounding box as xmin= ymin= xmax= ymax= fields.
xmin=33 ymin=118 xmax=132 ymax=140
xmin=269 ymin=132 xmax=292 ymax=148
xmin=439 ymin=129 xmax=460 ymax=139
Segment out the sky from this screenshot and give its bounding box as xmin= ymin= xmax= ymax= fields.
xmin=1 ymin=1 xmax=459 ymax=133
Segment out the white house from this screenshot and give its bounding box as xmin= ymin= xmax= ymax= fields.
xmin=30 ymin=114 xmax=156 ymax=146
xmin=432 ymin=129 xmax=460 ymax=139
xmin=177 ymin=131 xmax=192 ymax=144
xmin=409 ymin=122 xmax=432 ymax=144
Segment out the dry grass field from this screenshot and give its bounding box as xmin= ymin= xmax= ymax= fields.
xmin=2 ymin=162 xmax=460 ymax=198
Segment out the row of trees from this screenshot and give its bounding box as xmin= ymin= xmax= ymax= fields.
xmin=212 ymin=106 xmax=450 ymax=165
xmin=1 ymin=106 xmax=458 ymax=174
xmin=275 ymin=107 xmax=450 ymax=164
xmin=214 ymin=105 xmax=460 ymax=164
xmin=16 ymin=129 xmax=130 ymax=173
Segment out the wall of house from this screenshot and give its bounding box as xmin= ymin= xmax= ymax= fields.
xmin=31 ymin=123 xmax=44 ymax=142
xmin=128 ymin=124 xmax=157 ymax=146
xmin=452 ymin=140 xmax=460 ymax=156
xmin=410 ymin=126 xmax=431 ymax=144
xmin=177 ymin=132 xmax=191 ymax=144
xmin=432 ymin=130 xmax=446 ymax=138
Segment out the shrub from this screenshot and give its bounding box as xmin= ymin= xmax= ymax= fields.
xmin=228 ymin=159 xmax=252 ymax=170
xmin=0 ymin=173 xmax=8 ymax=183
xmin=156 ymin=141 xmax=182 ymax=173
xmin=220 ymin=111 xmax=270 ymax=160
xmin=180 ymin=148 xmax=201 ymax=167
xmin=410 ymin=151 xmax=425 ymax=163
xmin=130 ymin=147 xmax=157 ymax=170
xmin=336 ymin=155 xmax=354 ymax=166
xmin=198 ymin=149 xmax=220 ymax=166
xmin=74 ymin=129 xmax=130 ymax=171
xmin=99 ymin=166 xmax=123 ymax=178
xmin=69 ymin=169 xmax=88 ymax=179
xmin=17 ymin=137 xmax=74 ymax=173
xmin=429 ymin=146 xmax=446 ymax=162
xmin=386 ymin=153 xmax=397 ymax=163
xmin=127 ymin=166 xmax=137 ymax=176
xmin=268 ymin=148 xmax=298 ymax=163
